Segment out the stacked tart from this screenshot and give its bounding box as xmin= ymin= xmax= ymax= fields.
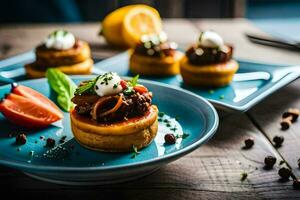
xmin=70 ymin=72 xmax=158 ymax=152
xmin=180 ymin=31 xmax=239 ymax=87
xmin=25 ymin=30 xmax=93 ymax=78
xmin=129 ymin=32 xmax=183 ymax=76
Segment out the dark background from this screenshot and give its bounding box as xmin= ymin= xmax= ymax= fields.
xmin=0 ymin=0 xmax=300 ymax=23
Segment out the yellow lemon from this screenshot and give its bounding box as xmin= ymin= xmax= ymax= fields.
xmin=101 ymin=5 xmax=161 ymax=48
xmin=122 ymin=6 xmax=162 ymax=47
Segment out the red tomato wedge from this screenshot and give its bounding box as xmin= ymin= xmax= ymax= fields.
xmin=134 ymin=85 xmax=148 ymax=94
xmin=0 ymin=87 xmax=63 ymax=129
xmin=11 ymin=84 xmax=63 ymax=119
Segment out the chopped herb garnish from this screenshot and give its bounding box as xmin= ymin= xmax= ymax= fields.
xmin=158 ymin=112 xmax=165 ymax=117
xmin=219 ymin=95 xmax=225 ymax=99
xmin=208 ymin=90 xmax=215 ymax=94
xmin=181 ymin=133 xmax=189 ymax=139
xmin=170 ymin=127 xmax=177 ymax=132
xmin=241 ymin=172 xmax=248 ymax=181
xmin=131 ymin=145 xmax=140 ymax=159
xmin=163 ymin=119 xmax=170 ymax=123
xmin=175 ymin=116 xmax=180 ymax=121
xmin=113 ymin=83 xmax=119 ymax=89
xmin=176 ymin=133 xmax=189 ymax=139
xmin=158 ymin=118 xmax=162 ymax=122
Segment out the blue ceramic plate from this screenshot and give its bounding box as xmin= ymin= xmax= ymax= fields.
xmin=0 ymin=76 xmax=218 ymax=185
xmin=95 ymin=52 xmax=300 ymax=112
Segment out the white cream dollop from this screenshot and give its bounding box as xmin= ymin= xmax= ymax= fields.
xmin=94 ymin=72 xmax=123 ymax=97
xmin=44 ymin=30 xmax=76 ymax=50
xmin=199 ymin=31 xmax=224 ymax=48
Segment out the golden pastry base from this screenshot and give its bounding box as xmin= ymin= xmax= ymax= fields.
xmin=180 ymin=56 xmax=239 ymax=87
xmin=129 ymin=50 xmax=183 ymax=76
xmin=25 ymin=58 xmax=93 ymax=78
xmin=70 ymin=105 xmax=159 ymax=152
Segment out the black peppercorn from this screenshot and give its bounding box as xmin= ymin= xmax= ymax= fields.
xmin=164 ymin=133 xmax=176 ymax=144
xmin=264 ymin=156 xmax=277 ymax=169
xmin=15 ymin=134 xmax=27 ymax=145
xmin=273 ymin=135 xmax=284 ymax=148
xmin=282 ymin=108 xmax=300 ymax=123
xmin=280 ymin=116 xmax=292 ymax=130
xmin=278 ymin=167 xmax=291 ymax=180
xmin=293 ymin=179 xmax=300 ymax=190
xmin=46 ymin=138 xmax=55 ymax=148
xmin=243 ymin=138 xmax=254 ymax=149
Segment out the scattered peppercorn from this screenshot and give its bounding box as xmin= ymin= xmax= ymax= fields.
xmin=264 ymin=156 xmax=277 ymax=169
xmin=164 ymin=133 xmax=176 ymax=144
xmin=15 ymin=134 xmax=27 ymax=145
xmin=273 ymin=135 xmax=284 ymax=148
xmin=280 ymin=116 xmax=292 ymax=130
xmin=241 ymin=172 xmax=248 ymax=181
xmin=293 ymin=179 xmax=300 ymax=190
xmin=46 ymin=138 xmax=55 ymax=148
xmin=243 ymin=138 xmax=254 ymax=149
xmin=278 ymin=167 xmax=291 ymax=180
xmin=282 ymin=108 xmax=300 ymax=123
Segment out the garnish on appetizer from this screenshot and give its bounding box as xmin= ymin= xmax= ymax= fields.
xmin=46 ymin=68 xmax=77 ymax=111
xmin=70 ymin=72 xmax=158 ymax=152
xmin=0 ymin=83 xmax=63 ymax=129
xmin=180 ymin=31 xmax=239 ymax=87
xmin=129 ymin=32 xmax=183 ymax=76
xmin=25 ymin=30 xmax=94 ymax=78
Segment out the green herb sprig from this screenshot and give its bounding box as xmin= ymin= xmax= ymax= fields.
xmin=124 ymin=75 xmax=139 ymax=95
xmin=75 ymin=76 xmax=100 ymax=95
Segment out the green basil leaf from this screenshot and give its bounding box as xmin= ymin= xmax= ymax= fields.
xmin=46 ymin=68 xmax=77 ymax=111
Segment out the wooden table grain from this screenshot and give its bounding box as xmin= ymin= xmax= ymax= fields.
xmin=1 ymin=19 xmax=300 ymax=199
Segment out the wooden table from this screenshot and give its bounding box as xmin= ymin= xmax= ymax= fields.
xmin=1 ymin=19 xmax=300 ymax=199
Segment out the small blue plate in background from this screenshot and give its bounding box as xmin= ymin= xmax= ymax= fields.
xmin=0 ymin=76 xmax=218 ymax=185
xmin=95 ymin=52 xmax=300 ymax=112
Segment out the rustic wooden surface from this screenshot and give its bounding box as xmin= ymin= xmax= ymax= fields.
xmin=1 ymin=19 xmax=300 ymax=199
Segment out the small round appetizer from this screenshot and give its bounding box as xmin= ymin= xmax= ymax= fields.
xmin=70 ymin=72 xmax=158 ymax=152
xmin=129 ymin=32 xmax=183 ymax=76
xmin=25 ymin=30 xmax=93 ymax=78
xmin=180 ymin=31 xmax=239 ymax=87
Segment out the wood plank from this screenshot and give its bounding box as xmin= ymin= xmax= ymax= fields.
xmin=0 ymin=114 xmax=297 ymax=199
xmin=248 ymin=79 xmax=300 ymax=178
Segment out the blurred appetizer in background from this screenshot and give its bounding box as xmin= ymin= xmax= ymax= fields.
xmin=100 ymin=4 xmax=162 ymax=48
xmin=180 ymin=31 xmax=239 ymax=87
xmin=129 ymin=32 xmax=183 ymax=76
xmin=25 ymin=30 xmax=94 ymax=78
xmin=70 ymin=72 xmax=158 ymax=152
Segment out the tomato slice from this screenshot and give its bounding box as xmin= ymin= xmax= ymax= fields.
xmin=12 ymin=84 xmax=63 ymax=119
xmin=120 ymin=80 xmax=127 ymax=89
xmin=0 ymin=93 xmax=62 ymax=129
xmin=134 ymin=85 xmax=148 ymax=94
